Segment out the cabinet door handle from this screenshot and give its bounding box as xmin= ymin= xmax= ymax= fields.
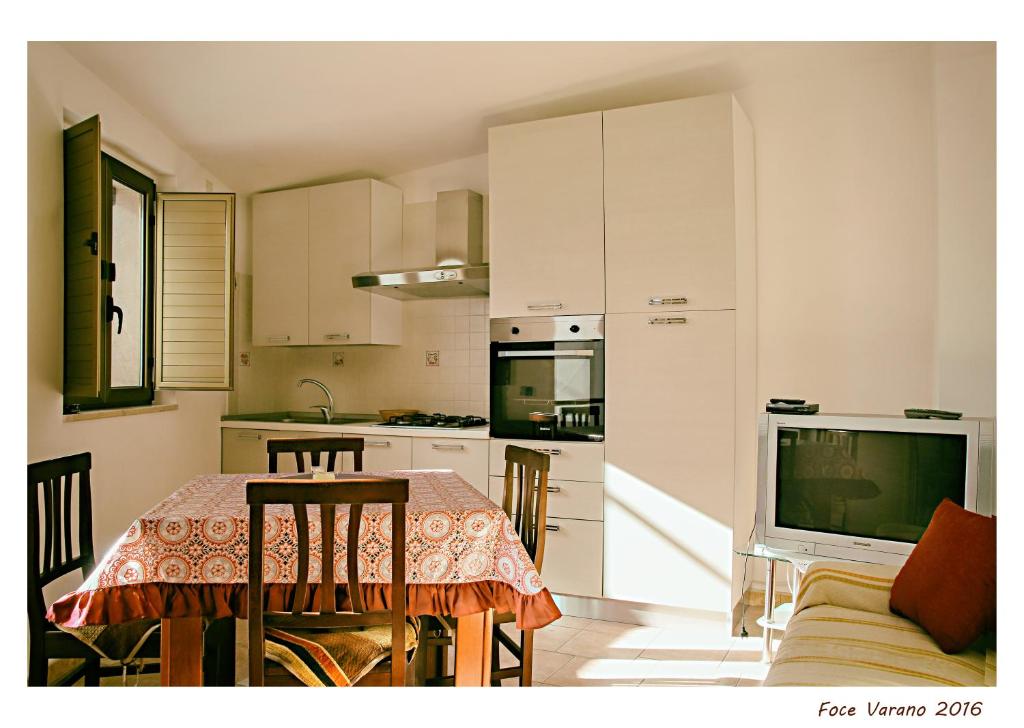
xmin=648 ymin=295 xmax=688 ymax=306
xmin=237 ymin=432 xmax=262 ymax=441
xmin=526 ymin=302 xmax=563 ymax=311
xmin=533 ymin=447 xmax=562 ymax=456
xmin=324 ymin=333 xmax=350 ymax=341
xmin=648 ymin=317 xmax=688 ymax=325
xmin=546 ymin=486 xmax=561 ymax=493
xmin=365 ymin=440 xmax=392 ymax=448
xmin=267 ymin=335 xmax=291 ymax=343
xmin=430 ymin=443 xmax=465 ymax=451
xmin=545 ymin=524 xmax=560 ymax=532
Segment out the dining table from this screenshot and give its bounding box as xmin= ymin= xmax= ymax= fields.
xmin=47 ymin=469 xmax=561 ymax=686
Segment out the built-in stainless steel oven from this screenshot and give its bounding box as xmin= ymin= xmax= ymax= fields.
xmin=489 ymin=315 xmax=604 ymax=442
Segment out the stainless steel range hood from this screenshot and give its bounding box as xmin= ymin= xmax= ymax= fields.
xmin=352 ymin=189 xmax=488 ymax=300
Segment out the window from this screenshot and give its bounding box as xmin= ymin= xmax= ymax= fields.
xmin=99 ymin=154 xmax=157 ymax=406
xmin=63 ymin=115 xmax=235 ymax=411
xmin=63 ymin=116 xmax=155 ymax=412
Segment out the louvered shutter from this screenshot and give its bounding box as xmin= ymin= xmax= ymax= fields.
xmin=62 ymin=116 xmax=103 ymax=400
xmin=154 ymin=193 xmax=235 ymax=390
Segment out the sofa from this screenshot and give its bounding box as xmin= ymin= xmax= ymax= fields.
xmin=764 ymin=560 xmax=995 ymax=687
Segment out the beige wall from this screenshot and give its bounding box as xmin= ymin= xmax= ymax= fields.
xmin=27 ymin=42 xmax=233 ymax=585
xmin=735 ymin=45 xmax=940 ymax=417
xmin=932 ymin=44 xmax=997 ymax=418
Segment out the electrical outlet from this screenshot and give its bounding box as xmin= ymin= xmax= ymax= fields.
xmin=239 ymin=351 xmax=251 ymax=367
xmin=332 ymin=352 xmax=345 ymax=367
xmin=425 ymin=350 xmax=440 ymax=367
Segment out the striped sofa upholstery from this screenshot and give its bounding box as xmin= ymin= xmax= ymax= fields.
xmin=764 ymin=561 xmax=995 ymax=687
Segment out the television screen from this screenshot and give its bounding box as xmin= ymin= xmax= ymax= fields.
xmin=775 ymin=428 xmax=967 ymax=543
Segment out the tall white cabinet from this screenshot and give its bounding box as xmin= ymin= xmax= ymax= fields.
xmin=487 ymin=112 xmax=605 ymax=318
xmin=253 ymin=179 xmax=402 ymax=347
xmin=488 ymin=93 xmax=756 ymax=617
xmin=603 ymin=94 xmax=756 ymax=614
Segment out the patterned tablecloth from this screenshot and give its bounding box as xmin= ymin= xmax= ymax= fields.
xmin=48 ymin=470 xmax=560 ymax=630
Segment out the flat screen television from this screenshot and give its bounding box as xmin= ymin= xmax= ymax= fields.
xmin=755 ymin=414 xmax=995 ymax=564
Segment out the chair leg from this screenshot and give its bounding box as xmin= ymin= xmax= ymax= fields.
xmin=27 ymin=651 xmax=47 ymax=687
xmin=84 ymin=658 xmax=101 ymax=686
xmin=520 ymin=629 xmax=534 ymax=687
xmin=490 ymin=625 xmax=502 ymax=686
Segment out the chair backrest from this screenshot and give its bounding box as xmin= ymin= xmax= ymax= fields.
xmin=246 ymin=476 xmax=409 ymax=687
xmin=499 ymin=445 xmax=551 ymax=573
xmin=266 ymin=436 xmax=365 ymax=473
xmin=27 ymin=453 xmax=95 ymax=644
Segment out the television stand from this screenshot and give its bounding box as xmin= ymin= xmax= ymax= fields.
xmin=735 ymin=544 xmax=828 ymax=662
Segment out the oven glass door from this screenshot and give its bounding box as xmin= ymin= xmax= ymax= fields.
xmin=489 ymin=340 xmax=604 ymax=441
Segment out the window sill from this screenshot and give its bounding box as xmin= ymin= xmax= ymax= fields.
xmin=63 ymin=403 xmax=178 ymax=423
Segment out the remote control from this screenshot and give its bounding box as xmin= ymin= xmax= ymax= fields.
xmin=769 ymin=398 xmax=806 ymax=405
xmin=904 ymin=408 xmax=962 ymax=420
xmin=767 ymin=402 xmax=819 ymax=414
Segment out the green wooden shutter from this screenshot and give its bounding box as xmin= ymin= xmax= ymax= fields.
xmin=62 ymin=116 xmax=103 ymax=400
xmin=154 ymin=193 xmax=235 ymax=390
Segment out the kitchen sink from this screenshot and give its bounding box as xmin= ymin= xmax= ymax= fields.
xmin=221 ymin=411 xmax=379 ymax=425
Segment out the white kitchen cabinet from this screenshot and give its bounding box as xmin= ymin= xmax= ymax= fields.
xmin=360 ymin=434 xmax=413 ymax=471
xmin=488 ymin=112 xmax=605 ymax=318
xmin=253 ymin=188 xmax=309 ymax=345
xmin=253 ymin=179 xmax=403 ymax=346
xmin=221 ymin=428 xmax=307 ymax=473
xmin=411 ymin=437 xmax=489 ymax=495
xmin=488 ymin=439 xmax=605 ymax=483
xmin=603 ymin=310 xmax=737 ymax=612
xmin=308 ymin=180 xmax=402 ymax=346
xmin=539 ymin=518 xmax=603 ymax=598
xmin=604 ymin=94 xmax=752 ymax=314
xmin=488 ymin=477 xmax=603 ymax=521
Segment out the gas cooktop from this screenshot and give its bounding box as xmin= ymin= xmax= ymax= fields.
xmin=374 ymin=413 xmax=488 ymax=429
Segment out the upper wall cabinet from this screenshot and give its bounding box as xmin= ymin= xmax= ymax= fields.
xmin=253 ymin=179 xmax=402 ymax=346
xmin=488 ymin=112 xmax=605 ymax=318
xmin=253 ymin=187 xmax=308 ymax=345
xmin=604 ymin=94 xmax=748 ymax=313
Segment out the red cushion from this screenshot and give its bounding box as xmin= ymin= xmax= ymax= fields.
xmin=890 ymin=499 xmax=996 ymax=653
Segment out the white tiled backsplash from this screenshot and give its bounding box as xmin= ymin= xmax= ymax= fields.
xmin=274 ymin=298 xmax=490 ymax=418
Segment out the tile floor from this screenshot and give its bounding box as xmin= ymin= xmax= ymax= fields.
xmin=98 ymin=605 xmax=775 ymax=687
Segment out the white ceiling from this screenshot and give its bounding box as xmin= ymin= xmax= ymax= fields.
xmin=61 ymin=41 xmax=930 ymax=194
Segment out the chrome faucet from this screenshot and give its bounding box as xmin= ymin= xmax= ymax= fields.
xmin=298 ymin=378 xmax=335 ymax=423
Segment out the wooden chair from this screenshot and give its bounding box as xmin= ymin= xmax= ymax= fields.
xmin=27 ymin=453 xmax=161 ymax=686
xmin=489 ymin=445 xmax=551 ymax=686
xmin=422 ymin=445 xmax=551 ymax=687
xmin=267 ymin=436 xmax=365 ymax=473
xmin=246 ymin=476 xmax=417 ymax=686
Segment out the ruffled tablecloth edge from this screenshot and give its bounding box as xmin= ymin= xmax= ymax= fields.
xmin=47 ymin=581 xmax=561 ymax=631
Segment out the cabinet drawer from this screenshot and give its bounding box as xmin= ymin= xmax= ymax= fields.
xmin=411 ymin=438 xmax=489 ymax=496
xmin=489 ymin=439 xmax=604 ymax=482
xmin=359 ymin=435 xmax=412 ymax=471
xmin=488 ymin=477 xmax=603 ymax=521
xmin=539 ymin=518 xmax=603 ymax=598
xmin=222 ymin=428 xmax=277 ymax=474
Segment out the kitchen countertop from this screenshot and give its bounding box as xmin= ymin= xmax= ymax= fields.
xmin=220 ymin=413 xmax=490 ymax=440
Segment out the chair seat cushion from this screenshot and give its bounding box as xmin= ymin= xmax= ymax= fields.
xmin=265 ymin=622 xmax=418 ymax=687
